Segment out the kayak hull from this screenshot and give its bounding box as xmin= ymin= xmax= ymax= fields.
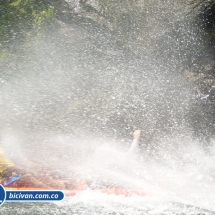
xmin=4 ymin=187 xmax=147 ymax=197
xmin=3 ymin=179 xmax=147 ymax=197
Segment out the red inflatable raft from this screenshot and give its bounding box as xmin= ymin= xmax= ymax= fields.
xmin=4 ymin=180 xmax=147 ymax=197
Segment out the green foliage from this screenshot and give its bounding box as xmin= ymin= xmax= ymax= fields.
xmin=0 ymin=0 xmax=56 ymax=45
xmin=32 ymin=7 xmax=56 ymax=25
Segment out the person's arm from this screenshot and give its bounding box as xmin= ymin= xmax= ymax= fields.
xmin=128 ymin=130 xmax=141 ymax=152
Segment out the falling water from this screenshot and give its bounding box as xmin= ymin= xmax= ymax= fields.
xmin=1 ymin=0 xmax=215 ymax=214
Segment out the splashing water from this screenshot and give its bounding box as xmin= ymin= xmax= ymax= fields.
xmin=1 ymin=0 xmax=215 ymax=214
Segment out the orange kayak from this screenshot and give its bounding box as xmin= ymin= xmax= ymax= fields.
xmin=4 ymin=180 xmax=147 ymax=197
xmin=4 ymin=186 xmax=80 ymax=197
xmin=98 ymin=187 xmax=147 ymax=197
xmin=3 ymin=180 xmax=86 ymax=197
xmin=4 ymin=187 xmax=147 ymax=197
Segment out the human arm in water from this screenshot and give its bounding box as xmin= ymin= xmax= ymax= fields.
xmin=128 ymin=130 xmax=141 ymax=152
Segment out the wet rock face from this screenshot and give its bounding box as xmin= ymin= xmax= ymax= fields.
xmin=1 ymin=0 xmax=215 ymax=141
